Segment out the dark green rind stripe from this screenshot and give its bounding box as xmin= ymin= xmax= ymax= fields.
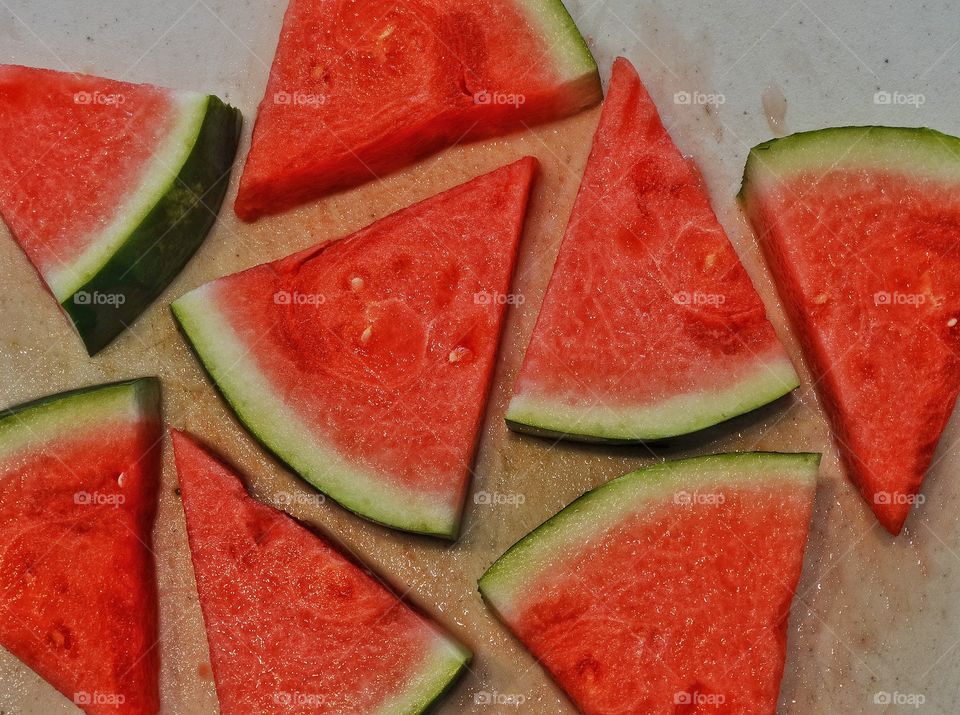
xmin=478 ymin=452 xmax=821 ymax=597
xmin=737 ymin=125 xmax=960 ymax=201
xmin=64 ymin=96 xmax=242 ymax=355
xmin=0 ymin=377 xmax=160 ymax=424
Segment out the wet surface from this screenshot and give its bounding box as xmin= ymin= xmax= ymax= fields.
xmin=2 ymin=1 xmax=960 ymax=713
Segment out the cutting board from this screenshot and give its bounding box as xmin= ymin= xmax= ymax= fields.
xmin=1 ymin=0 xmax=959 ymax=712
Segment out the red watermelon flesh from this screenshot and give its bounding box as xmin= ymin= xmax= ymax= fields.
xmin=740 ymin=126 xmax=960 ymax=534
xmin=234 ymin=0 xmax=600 ymax=220
xmin=173 ymin=158 xmax=537 ymax=537
xmin=0 ymin=379 xmax=161 ymax=715
xmin=479 ymin=453 xmax=819 ymax=714
xmin=0 ymin=66 xmax=172 ymax=273
xmin=170 ymin=429 xmax=470 ymax=715
xmin=507 ymin=58 xmax=798 ymax=443
xmin=0 ymin=64 xmax=241 ymax=355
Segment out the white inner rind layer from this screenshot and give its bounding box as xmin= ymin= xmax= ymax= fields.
xmin=373 ymin=636 xmax=471 ymax=715
xmin=0 ymin=379 xmax=159 ymax=466
xmin=479 ymin=452 xmax=820 ymax=617
xmin=742 ymin=126 xmax=960 ymax=195
xmin=172 ymin=283 xmax=460 ymax=537
xmin=506 ymin=352 xmax=799 ymax=441
xmin=513 ymin=0 xmax=599 ymax=80
xmin=46 ymin=92 xmax=211 ymax=301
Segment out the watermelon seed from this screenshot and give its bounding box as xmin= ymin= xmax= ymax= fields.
xmin=813 ymin=293 xmax=829 ymax=305
xmin=350 ymin=276 xmax=364 ymax=291
xmin=360 ymin=326 xmax=372 ymax=343
xmin=949 ymin=318 xmax=957 ymax=327
xmin=449 ymin=346 xmax=470 ymax=363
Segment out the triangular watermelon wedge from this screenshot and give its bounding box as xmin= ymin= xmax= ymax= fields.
xmin=506 ymin=58 xmax=798 ymax=443
xmin=0 ymin=65 xmax=241 ymax=355
xmin=740 ymin=126 xmax=960 ymax=534
xmin=479 ymin=452 xmax=819 ymax=714
xmin=0 ymin=379 xmax=162 ymax=714
xmin=170 ymin=429 xmax=470 ymax=714
xmin=234 ymin=0 xmax=600 ymax=220
xmin=173 ymin=158 xmax=537 ymax=538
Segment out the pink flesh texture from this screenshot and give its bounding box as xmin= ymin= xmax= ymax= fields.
xmin=512 ymin=58 xmax=791 ymax=414
xmin=171 ymin=429 xmax=462 ymax=714
xmin=0 ymin=65 xmax=176 ymax=277
xmin=234 ymin=0 xmax=598 ymax=219
xmin=203 ymin=158 xmax=536 ymax=518
xmin=746 ymin=168 xmax=960 ymax=534
xmin=0 ymin=419 xmax=161 ymax=715
xmin=505 ymin=481 xmax=814 ymax=715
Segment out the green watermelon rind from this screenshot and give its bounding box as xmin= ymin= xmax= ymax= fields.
xmin=56 ymin=94 xmax=241 ymax=355
xmin=514 ymin=0 xmax=600 ymax=89
xmin=373 ymin=637 xmax=472 ymax=715
xmin=0 ymin=378 xmax=161 ymax=463
xmin=478 ymin=452 xmax=820 ymax=614
xmin=171 ymin=283 xmax=462 ymax=539
xmin=505 ymin=354 xmax=799 ymax=443
xmin=738 ymin=125 xmax=960 ymax=200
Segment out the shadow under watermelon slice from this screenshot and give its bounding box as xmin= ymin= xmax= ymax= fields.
xmin=479 ymin=452 xmax=819 ymax=714
xmin=0 ymin=378 xmax=162 ymax=715
xmin=170 ymin=429 xmax=470 ymax=715
xmin=172 ymin=158 xmax=538 ymax=538
xmin=740 ymin=125 xmax=960 ymax=535
xmin=0 ymin=65 xmax=241 ymax=355
xmin=234 ymin=0 xmax=601 ymax=220
xmin=506 ymin=58 xmax=799 ymax=444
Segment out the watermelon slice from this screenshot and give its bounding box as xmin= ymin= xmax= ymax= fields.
xmin=173 ymin=158 xmax=536 ymax=537
xmin=506 ymin=57 xmax=798 ymax=443
xmin=0 ymin=65 xmax=241 ymax=355
xmin=479 ymin=452 xmax=819 ymax=714
xmin=740 ymin=126 xmax=960 ymax=534
xmin=170 ymin=429 xmax=470 ymax=715
xmin=233 ymin=0 xmax=600 ymax=220
xmin=0 ymin=378 xmax=162 ymax=714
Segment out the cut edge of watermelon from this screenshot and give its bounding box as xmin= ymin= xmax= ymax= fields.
xmin=514 ymin=0 xmax=600 ymax=84
xmin=739 ymin=125 xmax=960 ymax=198
xmin=505 ymin=353 xmax=799 ymax=442
xmin=0 ymin=377 xmax=161 ymax=462
xmin=478 ymin=452 xmax=820 ymax=616
xmin=57 ymin=93 xmax=242 ymax=355
xmin=46 ymin=92 xmax=209 ymax=301
xmin=373 ymin=636 xmax=472 ymax=715
xmin=171 ymin=283 xmax=461 ymax=538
